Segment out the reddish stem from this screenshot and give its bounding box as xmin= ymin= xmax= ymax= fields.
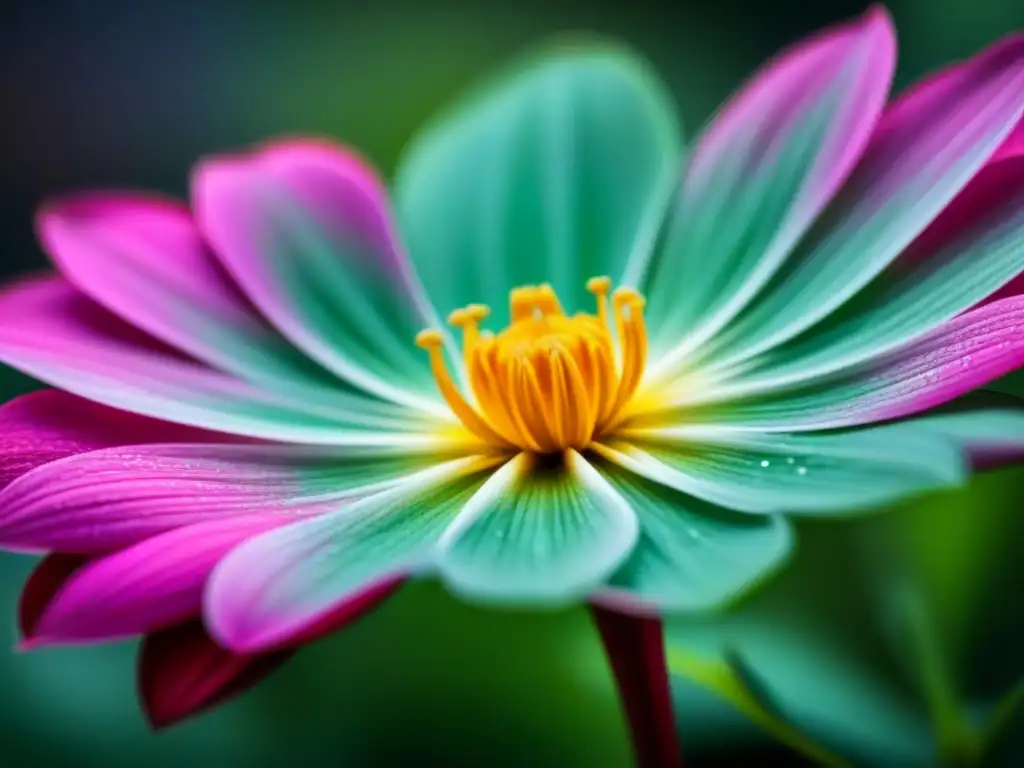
xmin=591 ymin=605 xmax=683 ymax=768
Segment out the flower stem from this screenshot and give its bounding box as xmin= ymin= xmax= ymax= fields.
xmin=590 ymin=605 xmax=683 ymax=768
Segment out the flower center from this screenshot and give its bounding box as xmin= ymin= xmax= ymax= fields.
xmin=416 ymin=276 xmax=648 ymax=453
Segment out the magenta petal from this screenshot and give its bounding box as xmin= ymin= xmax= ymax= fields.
xmin=204 ymin=491 xmax=434 ymax=653
xmin=0 ymin=273 xmax=189 ymax=360
xmin=885 ymin=151 xmax=1024 ymax=308
xmin=966 ymin=157 xmax=1024 ymax=304
xmin=902 ymin=157 xmax=1024 ymax=275
xmin=18 ymin=553 xmax=88 ymax=645
xmin=866 ymin=297 xmax=1024 ymax=423
xmin=31 ymin=516 xmax=288 ymax=643
xmin=139 ymin=619 xmax=292 ymax=729
xmin=690 ymin=5 xmax=894 ymax=211
xmin=0 ymin=441 xmax=425 ymax=553
xmin=35 ymin=191 xmax=408 ymax=430
xmin=644 ymin=6 xmax=895 ymax=356
xmin=743 ymin=296 xmax=1024 ymax=430
xmin=0 ymin=275 xmax=363 ymax=442
xmin=37 ymin=193 xmax=255 ymax=363
xmin=192 ymin=137 xmax=441 ymax=408
xmin=708 ymin=297 xmax=1024 ymax=431
xmin=207 ymin=552 xmax=405 ymax=655
xmin=985 ymin=101 xmax=1022 ymax=161
xmin=695 ymin=31 xmax=1024 ymax=371
xmin=876 ymin=33 xmax=1024 ymax=152
xmin=0 ymin=389 xmax=227 ymax=492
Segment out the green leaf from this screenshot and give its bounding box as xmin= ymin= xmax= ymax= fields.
xmin=979 ymin=680 xmax=1024 ymax=767
xmin=665 ymin=644 xmax=852 ymax=766
xmin=884 ymin=588 xmax=982 ymax=765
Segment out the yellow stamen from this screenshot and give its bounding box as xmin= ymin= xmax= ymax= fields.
xmin=417 ymin=278 xmax=649 ymax=453
xmin=510 ymin=286 xmax=539 ymax=322
xmin=533 ymin=283 xmax=565 ymax=317
xmin=448 ymin=304 xmax=490 ymax=362
xmin=415 ymin=330 xmax=509 ymax=446
xmin=586 ymin=275 xmax=612 ymax=330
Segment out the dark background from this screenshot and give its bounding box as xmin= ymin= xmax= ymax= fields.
xmin=1 ymin=0 xmax=1023 ymax=765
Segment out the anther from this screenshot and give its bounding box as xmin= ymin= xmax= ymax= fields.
xmin=533 ymin=284 xmax=564 ymax=317
xmin=612 ymin=285 xmax=643 ymax=308
xmin=415 ymin=328 xmax=509 ymax=446
xmin=415 ymin=329 xmax=445 ymax=349
xmin=466 ymin=304 xmax=490 ymax=321
xmin=510 ymin=286 xmax=540 ymax=322
xmin=587 ymin=276 xmax=612 ymax=329
xmin=447 ymin=304 xmax=492 ymax=360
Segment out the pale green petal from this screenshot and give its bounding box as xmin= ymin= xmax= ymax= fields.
xmin=701 ymin=173 xmax=1024 ymax=394
xmin=593 ymin=460 xmax=793 ymax=613
xmin=395 ymin=40 xmax=681 ymax=328
xmin=437 ymin=450 xmax=638 ymax=606
xmin=603 ymin=423 xmax=966 ymax=514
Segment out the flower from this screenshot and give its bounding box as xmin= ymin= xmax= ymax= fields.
xmin=2 ymin=5 xmax=1024 ymax=728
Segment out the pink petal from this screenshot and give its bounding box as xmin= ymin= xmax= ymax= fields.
xmin=690 ymin=5 xmax=894 ymax=212
xmin=204 ymin=457 xmax=488 ymax=653
xmin=902 ymin=158 xmax=1024 ymax=267
xmin=991 ymin=113 xmax=1023 ymax=162
xmin=29 ymin=515 xmax=288 ymax=643
xmin=36 ymin=192 xmax=404 ymax=425
xmin=890 ymin=154 xmax=1024 ymax=308
xmin=282 ymin=576 xmax=404 ymax=646
xmin=969 ymin=157 xmax=1024 ymax=304
xmin=877 ymin=33 xmax=1024 ymax=148
xmin=0 ymin=389 xmax=229 ymax=492
xmin=138 ymin=619 xmax=292 ymax=729
xmin=867 ymin=297 xmax=1024 ymax=423
xmin=650 ymin=6 xmax=895 ymax=354
xmin=0 ymin=275 xmax=403 ymax=443
xmin=18 ymin=553 xmax=87 ymax=645
xmin=192 ymin=137 xmax=443 ymax=410
xmin=723 ymin=296 xmax=1024 ymax=431
xmin=695 ymin=31 xmax=1024 ymax=371
xmin=0 ymin=441 xmax=417 ymax=552
xmin=37 ymin=193 xmax=255 ymax=360
xmin=869 ymin=33 xmax=1024 ymax=297
xmin=207 ymin=516 xmax=408 ymax=654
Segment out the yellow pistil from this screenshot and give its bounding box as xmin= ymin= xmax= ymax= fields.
xmin=417 ymin=277 xmax=649 ymax=453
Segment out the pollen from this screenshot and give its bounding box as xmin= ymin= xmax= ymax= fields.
xmin=416 ymin=277 xmax=649 ymax=453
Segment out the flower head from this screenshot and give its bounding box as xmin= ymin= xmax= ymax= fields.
xmin=2 ymin=5 xmax=1024 ymax=726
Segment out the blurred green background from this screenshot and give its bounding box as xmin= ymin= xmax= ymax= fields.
xmin=1 ymin=0 xmax=1024 ymax=765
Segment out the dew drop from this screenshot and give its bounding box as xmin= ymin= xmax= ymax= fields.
xmin=796 ymin=465 xmax=808 ymax=476
xmin=760 ymin=459 xmax=771 ymax=468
